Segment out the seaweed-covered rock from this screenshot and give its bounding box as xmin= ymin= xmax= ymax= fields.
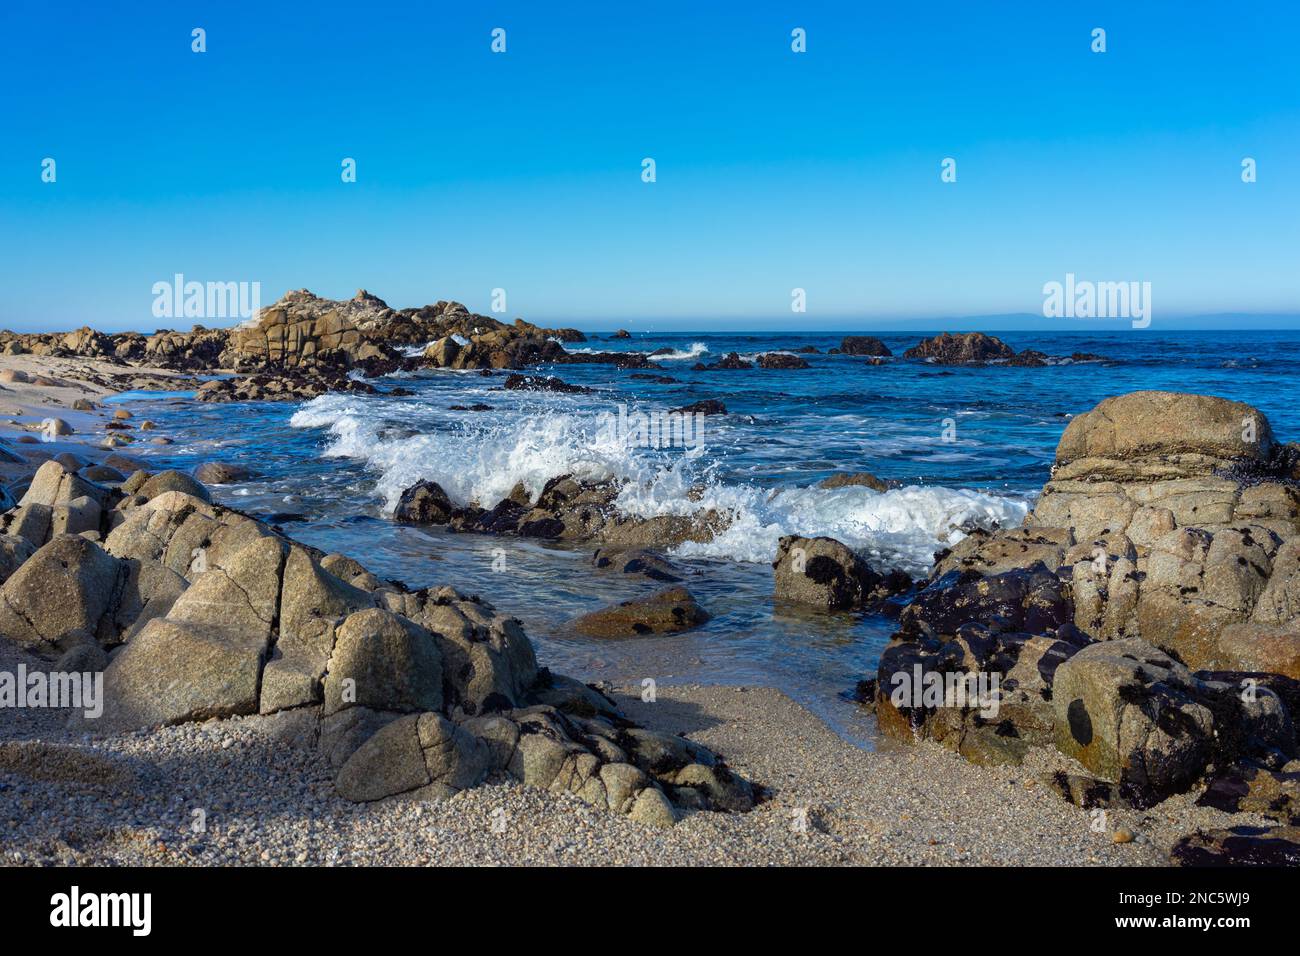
xmin=899 ymin=563 xmax=1071 ymax=639
xmin=1050 ymin=638 xmax=1216 ymax=806
xmin=1171 ymin=826 xmax=1300 ymax=866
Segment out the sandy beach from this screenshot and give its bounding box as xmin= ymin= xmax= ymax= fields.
xmin=0 ymin=638 xmax=1264 ymax=867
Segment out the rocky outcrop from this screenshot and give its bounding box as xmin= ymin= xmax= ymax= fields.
xmin=756 ymin=352 xmax=810 ymax=370
xmin=693 ymin=352 xmax=752 ymax=371
xmin=893 ymin=391 xmax=1300 ymax=675
xmin=392 ymin=473 xmax=733 ymax=553
xmin=1030 ymin=391 xmax=1300 ymax=674
xmin=2 ymin=288 xmax=597 ymax=400
xmin=838 ymin=336 xmax=892 ymax=357
xmin=903 ymin=332 xmax=1015 ymax=364
xmin=0 ymin=469 xmax=749 ymax=826
xmin=866 ymin=389 xmax=1300 ymax=816
xmin=222 ymin=289 xmax=394 ymax=369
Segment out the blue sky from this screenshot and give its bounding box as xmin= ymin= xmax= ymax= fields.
xmin=1 ymin=0 xmax=1297 ymax=332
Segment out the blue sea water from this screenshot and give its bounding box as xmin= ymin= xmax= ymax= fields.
xmin=109 ymin=329 xmax=1300 ymax=742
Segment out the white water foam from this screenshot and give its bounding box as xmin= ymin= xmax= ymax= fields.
xmin=647 ymin=342 xmax=710 ymax=362
xmin=289 ymin=393 xmax=1029 ymax=576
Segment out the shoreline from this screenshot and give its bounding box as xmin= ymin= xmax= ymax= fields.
xmin=1 ymin=618 xmax=1262 ymax=866
xmin=0 ymin=355 xmax=1176 ymax=866
xmin=1 ymin=336 xmax=1298 ymax=867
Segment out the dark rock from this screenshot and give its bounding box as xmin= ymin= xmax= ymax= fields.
xmin=903 ymin=332 xmax=1015 ymax=364
xmin=501 ymin=374 xmax=592 ymax=394
xmin=756 ymin=352 xmax=810 ymax=370
xmin=1007 ymin=349 xmax=1050 ymax=367
xmin=395 ymin=481 xmax=455 ymax=525
xmin=839 ymin=336 xmax=892 ymax=357
xmin=629 ymin=373 xmax=678 ymax=384
xmin=1197 ymin=762 xmax=1300 ymax=822
xmin=875 ymin=630 xmax=1077 ymax=766
xmin=671 ymin=399 xmax=727 ymax=416
xmin=694 ymin=352 xmax=751 ymax=371
xmin=1046 ymin=771 xmax=1123 ymax=809
xmin=772 ymin=535 xmax=908 ymax=611
xmin=899 ymin=564 xmax=1071 ymax=639
xmin=1171 ymin=826 xmax=1300 ymax=866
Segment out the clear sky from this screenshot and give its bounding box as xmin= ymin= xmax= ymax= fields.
xmin=1 ymin=0 xmax=1297 ymax=332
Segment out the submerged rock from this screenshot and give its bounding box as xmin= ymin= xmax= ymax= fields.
xmin=591 ymin=548 xmax=683 ymax=583
xmin=193 ymin=462 xmax=252 ymax=485
xmin=570 ymin=586 xmax=709 ymax=637
xmin=672 ymin=399 xmax=727 ymax=416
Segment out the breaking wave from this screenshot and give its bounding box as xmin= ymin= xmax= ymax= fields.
xmin=289 ymin=393 xmax=1028 ymax=576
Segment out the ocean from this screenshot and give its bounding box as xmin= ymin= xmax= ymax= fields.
xmin=107 ymin=329 xmax=1300 ymax=743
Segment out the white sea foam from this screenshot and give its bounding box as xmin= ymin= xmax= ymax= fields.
xmin=647 ymin=342 xmax=710 ymax=362
xmin=289 ymin=393 xmax=1029 ymax=576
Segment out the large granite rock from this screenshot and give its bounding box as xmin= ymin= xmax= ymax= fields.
xmin=915 ymin=392 xmax=1300 ymax=677
xmin=0 ymin=535 xmax=124 ymax=653
xmin=864 ymin=390 xmax=1300 ymax=814
xmin=0 ymin=466 xmax=750 ymax=826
